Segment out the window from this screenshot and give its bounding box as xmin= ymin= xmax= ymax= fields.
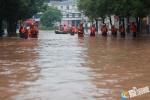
xmin=66 ymin=14 xmax=69 ymax=18
xmin=34 ymin=14 xmax=41 ymax=19
xmin=72 ymin=14 xmax=75 ymax=17
xmin=78 ymin=13 xmax=81 ymax=17
xmin=67 ymin=6 xmax=69 ymax=9
xmin=61 ymin=6 xmax=63 ymax=9
xmin=72 ymin=5 xmax=75 ymax=9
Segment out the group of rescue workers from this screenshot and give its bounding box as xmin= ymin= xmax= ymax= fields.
xmin=58 ymin=22 xmax=137 ymax=38
xmin=19 ymin=22 xmax=39 ymax=39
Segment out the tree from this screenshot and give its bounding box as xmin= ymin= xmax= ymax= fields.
xmin=40 ymin=7 xmax=62 ymax=27
xmin=0 ymin=0 xmax=5 ymax=35
xmin=0 ymin=0 xmax=46 ymax=34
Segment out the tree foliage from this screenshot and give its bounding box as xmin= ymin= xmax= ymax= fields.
xmin=40 ymin=7 xmax=63 ymax=27
xmin=77 ymin=0 xmax=150 ymax=32
xmin=0 ymin=0 xmax=46 ymax=34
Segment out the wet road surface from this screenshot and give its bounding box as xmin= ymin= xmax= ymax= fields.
xmin=0 ymin=31 xmax=150 ymax=100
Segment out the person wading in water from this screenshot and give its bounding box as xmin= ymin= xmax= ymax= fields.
xmin=71 ymin=25 xmax=76 ymax=35
xmin=131 ymin=22 xmax=137 ymax=38
xmin=101 ymin=23 xmax=107 ymax=37
xmin=109 ymin=25 xmax=117 ymax=37
xmin=90 ymin=24 xmax=97 ymax=36
xmin=19 ymin=23 xmax=28 ymax=39
xmin=77 ymin=22 xmax=85 ymax=37
xmin=120 ymin=25 xmax=125 ymax=37
xmin=28 ymin=23 xmax=39 ymax=38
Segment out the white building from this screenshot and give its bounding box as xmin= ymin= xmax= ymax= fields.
xmin=51 ymin=0 xmax=86 ymax=28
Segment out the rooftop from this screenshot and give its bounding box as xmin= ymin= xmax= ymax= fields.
xmin=51 ymin=0 xmax=77 ymax=5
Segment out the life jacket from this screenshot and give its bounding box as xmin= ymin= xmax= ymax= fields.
xmin=121 ymin=27 xmax=125 ymax=33
xmin=71 ymin=26 xmax=76 ymax=32
xmin=111 ymin=27 xmax=117 ymax=33
xmin=30 ymin=27 xmax=39 ymax=38
xmin=78 ymin=26 xmax=84 ymax=34
xmin=102 ymin=27 xmax=107 ymax=33
xmin=58 ymin=26 xmax=61 ymax=30
xmin=78 ymin=26 xmax=84 ymax=37
xmin=132 ymin=25 xmax=136 ymax=32
xmin=90 ymin=27 xmax=96 ymax=34
xmin=63 ymin=26 xmax=67 ymax=31
xmin=20 ymin=27 xmax=26 ymax=33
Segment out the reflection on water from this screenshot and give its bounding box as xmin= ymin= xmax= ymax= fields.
xmin=0 ymin=31 xmax=150 ymax=100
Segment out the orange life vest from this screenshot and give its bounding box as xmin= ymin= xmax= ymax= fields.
xmin=111 ymin=27 xmax=117 ymax=33
xmin=132 ymin=25 xmax=136 ymax=32
xmin=121 ymin=27 xmax=125 ymax=32
xmin=90 ymin=27 xmax=96 ymax=34
xmin=29 ymin=27 xmax=39 ymax=38
xmin=102 ymin=27 xmax=107 ymax=33
xmin=78 ymin=26 xmax=84 ymax=37
xmin=21 ymin=27 xmax=26 ymax=33
xmin=64 ymin=26 xmax=67 ymax=31
xmin=58 ymin=26 xmax=62 ymax=30
xmin=71 ymin=26 xmax=76 ymax=32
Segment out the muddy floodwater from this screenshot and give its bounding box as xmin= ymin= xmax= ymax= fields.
xmin=0 ymin=31 xmax=150 ymax=100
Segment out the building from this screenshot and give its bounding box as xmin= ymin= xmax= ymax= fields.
xmin=51 ymin=0 xmax=85 ymax=28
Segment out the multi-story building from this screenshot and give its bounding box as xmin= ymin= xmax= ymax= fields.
xmin=51 ymin=0 xmax=86 ymax=28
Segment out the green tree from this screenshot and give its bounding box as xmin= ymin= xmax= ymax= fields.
xmin=40 ymin=7 xmax=62 ymax=27
xmin=0 ymin=0 xmax=46 ymax=34
xmin=0 ymin=0 xmax=5 ymax=34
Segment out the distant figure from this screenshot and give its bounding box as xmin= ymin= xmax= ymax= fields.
xmin=63 ymin=24 xmax=67 ymax=32
xmin=19 ymin=23 xmax=28 ymax=39
xmin=28 ymin=23 xmax=39 ymax=38
xmin=131 ymin=22 xmax=137 ymax=38
xmin=101 ymin=24 xmax=107 ymax=37
xmin=90 ymin=24 xmax=97 ymax=36
xmin=120 ymin=25 xmax=125 ymax=37
xmin=77 ymin=22 xmax=84 ymax=37
xmin=58 ymin=25 xmax=63 ymax=31
xmin=71 ymin=25 xmax=76 ymax=35
xmin=109 ymin=25 xmax=117 ymax=37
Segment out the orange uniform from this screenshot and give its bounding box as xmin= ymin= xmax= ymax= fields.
xmin=111 ymin=27 xmax=117 ymax=37
xmin=28 ymin=27 xmax=39 ymax=38
xmin=132 ymin=25 xmax=136 ymax=33
xmin=90 ymin=27 xmax=96 ymax=34
xmin=71 ymin=26 xmax=76 ymax=33
xmin=77 ymin=26 xmax=84 ymax=37
xmin=90 ymin=27 xmax=97 ymax=36
xmin=19 ymin=26 xmax=28 ymax=39
xmin=101 ymin=26 xmax=107 ymax=37
xmin=131 ymin=24 xmax=137 ymax=38
xmin=120 ymin=26 xmax=125 ymax=37
xmin=63 ymin=26 xmax=67 ymax=32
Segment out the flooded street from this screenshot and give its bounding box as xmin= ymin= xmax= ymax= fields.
xmin=0 ymin=31 xmax=150 ymax=100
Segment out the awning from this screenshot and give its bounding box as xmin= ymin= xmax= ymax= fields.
xmin=24 ymin=20 xmax=35 ymax=24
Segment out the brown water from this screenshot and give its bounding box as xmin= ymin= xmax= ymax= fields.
xmin=0 ymin=31 xmax=150 ymax=100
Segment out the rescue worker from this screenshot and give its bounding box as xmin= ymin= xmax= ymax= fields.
xmin=28 ymin=23 xmax=39 ymax=38
xmin=63 ymin=24 xmax=67 ymax=32
xmin=101 ymin=24 xmax=107 ymax=37
xmin=77 ymin=22 xmax=84 ymax=37
xmin=109 ymin=25 xmax=117 ymax=37
xmin=120 ymin=25 xmax=125 ymax=37
xmin=58 ymin=25 xmax=63 ymax=31
xmin=90 ymin=24 xmax=97 ymax=36
xmin=131 ymin=22 xmax=137 ymax=38
xmin=19 ymin=23 xmax=28 ymax=39
xmin=71 ymin=25 xmax=76 ymax=35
